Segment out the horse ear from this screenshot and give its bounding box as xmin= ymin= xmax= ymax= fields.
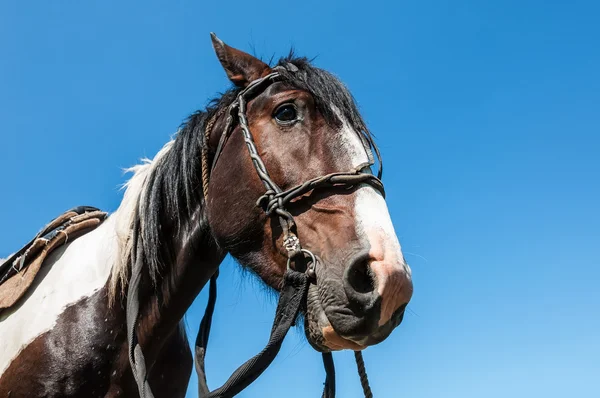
xmin=210 ymin=33 xmax=271 ymax=87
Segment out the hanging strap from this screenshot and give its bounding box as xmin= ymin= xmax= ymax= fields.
xmin=195 ymin=272 xmax=219 ymax=395
xmin=126 ymin=242 xmax=155 ymax=398
xmin=321 ymin=352 xmax=336 ymax=398
xmin=194 ymin=269 xmax=334 ymax=398
xmin=354 ymin=351 xmax=373 ymax=398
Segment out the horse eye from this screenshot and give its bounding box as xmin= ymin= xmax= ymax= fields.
xmin=273 ymin=104 xmax=298 ymax=124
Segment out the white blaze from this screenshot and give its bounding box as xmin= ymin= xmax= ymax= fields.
xmin=333 ymin=109 xmax=402 ymax=258
xmin=335 ymin=110 xmax=412 ymax=324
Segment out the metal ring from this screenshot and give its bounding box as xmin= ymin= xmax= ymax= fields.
xmin=286 ymin=248 xmax=317 ymax=272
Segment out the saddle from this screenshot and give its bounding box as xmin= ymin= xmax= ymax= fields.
xmin=0 ymin=206 xmax=107 ymax=310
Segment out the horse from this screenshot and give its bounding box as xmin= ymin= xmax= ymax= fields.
xmin=0 ymin=34 xmax=413 ymax=397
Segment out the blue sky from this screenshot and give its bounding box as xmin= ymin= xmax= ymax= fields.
xmin=1 ymin=1 xmax=598 ymax=397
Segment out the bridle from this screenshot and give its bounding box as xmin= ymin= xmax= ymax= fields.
xmin=127 ymin=65 xmax=385 ymax=398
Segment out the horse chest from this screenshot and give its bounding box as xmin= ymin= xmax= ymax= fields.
xmin=0 ymin=287 xmax=127 ymax=397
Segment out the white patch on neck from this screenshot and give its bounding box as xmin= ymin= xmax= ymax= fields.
xmin=0 ymin=216 xmax=118 ymax=376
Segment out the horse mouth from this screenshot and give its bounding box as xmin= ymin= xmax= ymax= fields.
xmin=303 ymin=281 xmax=408 ymax=352
xmin=304 ymin=283 xmax=361 ymax=351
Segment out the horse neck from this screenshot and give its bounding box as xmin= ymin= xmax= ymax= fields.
xmin=113 ymin=138 xmax=226 ymax=358
xmin=134 ymin=205 xmax=224 ymax=354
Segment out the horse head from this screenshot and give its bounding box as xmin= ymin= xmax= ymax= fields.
xmin=205 ymin=35 xmax=413 ymax=352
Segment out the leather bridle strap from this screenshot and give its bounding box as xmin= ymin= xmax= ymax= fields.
xmin=257 ymin=168 xmax=385 ymax=216
xmin=195 ymin=269 xmax=314 ymax=398
xmin=127 ymin=230 xmax=155 ymax=398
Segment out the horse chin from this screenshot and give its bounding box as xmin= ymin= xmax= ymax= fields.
xmin=303 ymin=281 xmax=408 ymax=352
xmin=304 ymin=283 xmax=368 ymax=352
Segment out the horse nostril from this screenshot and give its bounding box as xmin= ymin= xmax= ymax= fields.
xmin=345 ymin=257 xmax=376 ymax=295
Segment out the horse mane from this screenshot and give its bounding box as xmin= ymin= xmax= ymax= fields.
xmin=109 ymin=53 xmax=373 ymax=304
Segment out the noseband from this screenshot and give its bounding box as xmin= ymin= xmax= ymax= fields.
xmin=127 ymin=66 xmax=385 ymax=398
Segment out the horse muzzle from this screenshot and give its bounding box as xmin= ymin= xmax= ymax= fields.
xmin=304 ymin=255 xmax=412 ymax=352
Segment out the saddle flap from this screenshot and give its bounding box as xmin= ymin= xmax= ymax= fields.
xmin=0 ymin=207 xmax=107 ymax=310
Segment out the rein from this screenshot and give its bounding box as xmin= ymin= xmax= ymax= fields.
xmin=127 ymin=66 xmax=383 ymax=397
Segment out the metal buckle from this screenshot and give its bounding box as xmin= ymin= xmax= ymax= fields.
xmin=286 ymin=248 xmax=317 ymax=272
